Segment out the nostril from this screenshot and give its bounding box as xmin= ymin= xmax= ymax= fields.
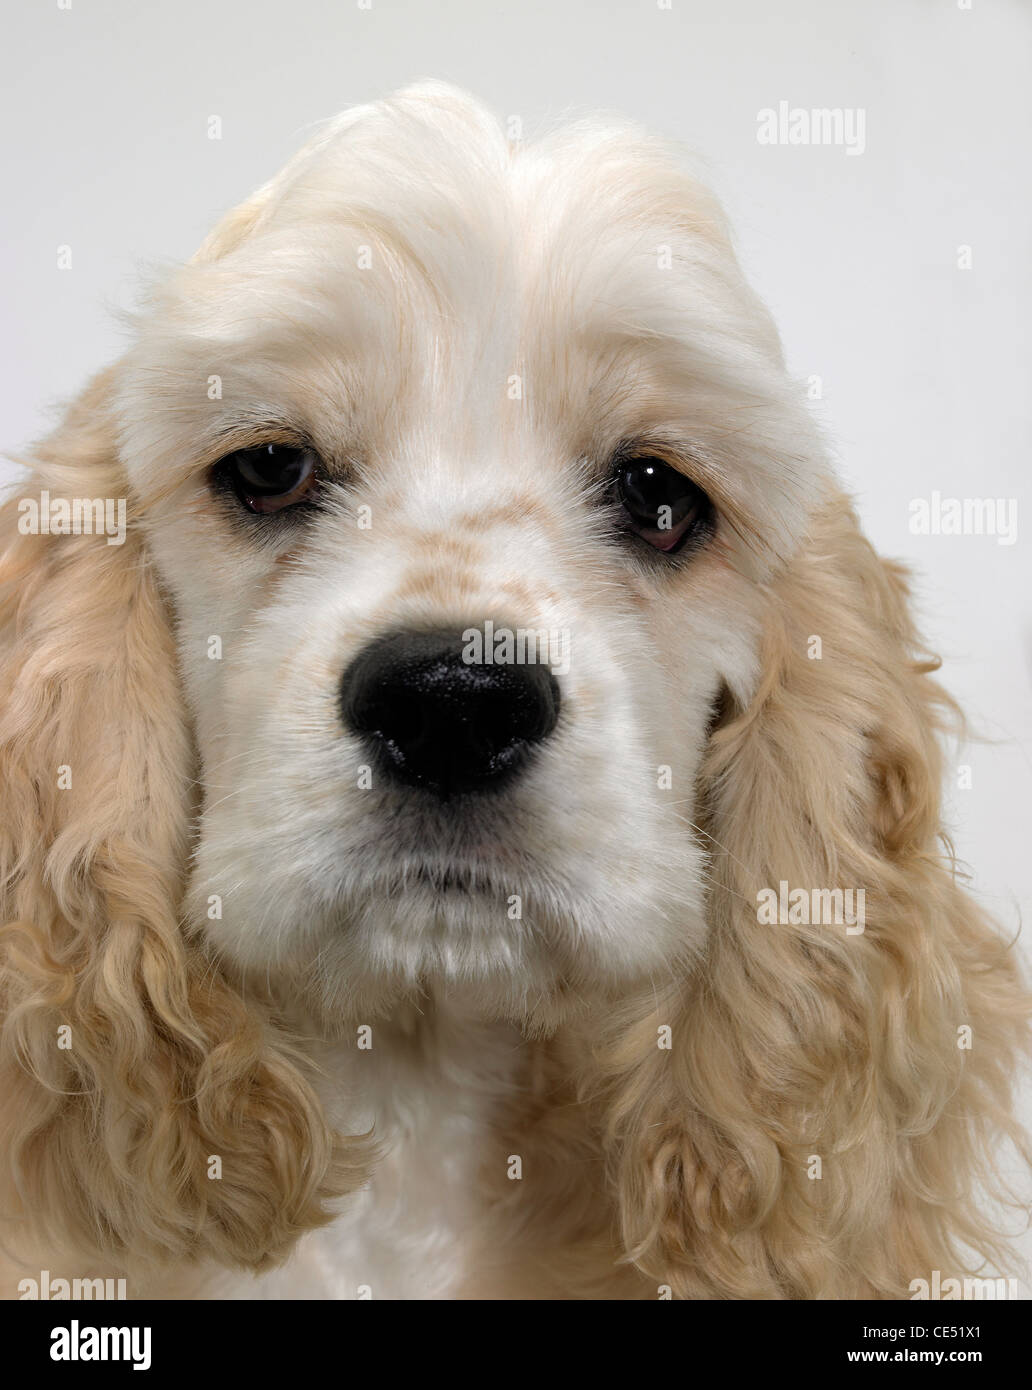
xmin=340 ymin=629 xmax=561 ymax=796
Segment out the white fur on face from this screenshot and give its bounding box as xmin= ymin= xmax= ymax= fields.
xmin=116 ymin=83 xmax=827 ymax=1026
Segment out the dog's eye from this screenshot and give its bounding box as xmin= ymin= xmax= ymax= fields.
xmin=616 ymin=456 xmax=713 ymax=554
xmin=216 ymin=443 xmax=319 ymax=514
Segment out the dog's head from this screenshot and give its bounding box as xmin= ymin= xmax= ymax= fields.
xmin=1 ymin=85 xmax=1024 ymax=1294
xmin=117 ymin=83 xmax=824 ymax=1022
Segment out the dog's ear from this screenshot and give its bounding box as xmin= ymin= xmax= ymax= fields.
xmin=592 ymin=490 xmax=1029 ymax=1298
xmin=0 ymin=369 xmax=371 ymax=1278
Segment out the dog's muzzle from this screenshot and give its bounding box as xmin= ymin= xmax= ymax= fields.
xmin=341 ymin=629 xmax=561 ymax=797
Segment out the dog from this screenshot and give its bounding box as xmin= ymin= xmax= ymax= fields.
xmin=0 ymin=81 xmax=1027 ymax=1300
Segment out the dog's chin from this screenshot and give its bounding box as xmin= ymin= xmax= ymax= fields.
xmin=200 ymin=855 xmax=701 ymax=1034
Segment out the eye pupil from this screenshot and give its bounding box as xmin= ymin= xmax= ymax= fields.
xmin=217 ymin=443 xmax=319 ymax=515
xmin=616 ymin=455 xmax=712 ymax=555
xmin=237 ymin=444 xmax=303 ymax=491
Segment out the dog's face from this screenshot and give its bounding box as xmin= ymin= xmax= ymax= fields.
xmin=117 ymin=86 xmax=826 ymax=1023
xmin=5 ymin=83 xmax=1022 ymax=1297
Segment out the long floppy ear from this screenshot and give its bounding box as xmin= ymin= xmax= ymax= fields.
xmin=0 ymin=370 xmax=370 ymax=1279
xmin=592 ymin=488 xmax=1030 ymax=1298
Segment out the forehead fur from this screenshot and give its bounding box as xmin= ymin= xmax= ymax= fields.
xmin=117 ymin=81 xmax=827 ymax=571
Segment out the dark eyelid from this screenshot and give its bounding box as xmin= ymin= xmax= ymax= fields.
xmin=202 ymin=426 xmax=314 ymax=472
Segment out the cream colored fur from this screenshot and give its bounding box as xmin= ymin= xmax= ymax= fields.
xmin=0 ymin=83 xmax=1027 ymax=1300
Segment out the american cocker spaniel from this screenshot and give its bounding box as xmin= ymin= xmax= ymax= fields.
xmin=1 ymin=82 xmax=1028 ymax=1300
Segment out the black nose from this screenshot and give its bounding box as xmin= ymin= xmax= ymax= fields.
xmin=341 ymin=630 xmax=561 ymax=796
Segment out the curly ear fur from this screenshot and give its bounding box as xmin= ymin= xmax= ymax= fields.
xmin=586 ymin=489 xmax=1029 ymax=1298
xmin=0 ymin=372 xmax=371 ymax=1278
xmin=476 ymin=489 xmax=1029 ymax=1300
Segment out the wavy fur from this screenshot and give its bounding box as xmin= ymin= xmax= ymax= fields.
xmin=468 ymin=494 xmax=1030 ymax=1299
xmin=0 ymin=83 xmax=1027 ymax=1298
xmin=0 ymin=375 xmax=372 ymax=1277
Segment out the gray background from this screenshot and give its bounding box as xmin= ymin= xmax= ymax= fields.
xmin=2 ymin=0 xmax=1030 ymax=1282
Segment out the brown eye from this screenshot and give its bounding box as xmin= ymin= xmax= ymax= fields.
xmin=616 ymin=456 xmax=713 ymax=554
xmin=217 ymin=443 xmax=319 ymax=514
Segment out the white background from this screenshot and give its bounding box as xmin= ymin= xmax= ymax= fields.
xmin=2 ymin=0 xmax=1030 ymax=1282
